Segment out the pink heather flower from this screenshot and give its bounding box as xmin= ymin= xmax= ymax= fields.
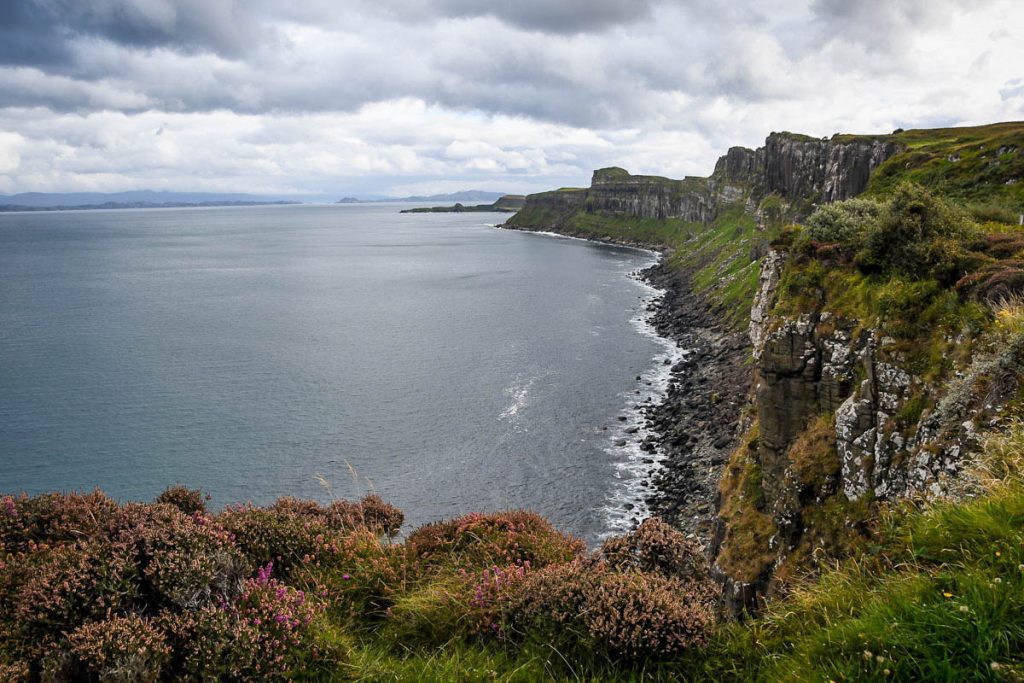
xmin=342 ymin=574 xmax=351 ymax=581
xmin=256 ymin=562 xmax=274 ymax=584
xmin=2 ymin=497 xmax=16 ymax=517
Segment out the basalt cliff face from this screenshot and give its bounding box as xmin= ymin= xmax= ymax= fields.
xmin=509 ymin=132 xmax=903 ymax=233
xmin=505 ymin=122 xmax=1024 ymax=618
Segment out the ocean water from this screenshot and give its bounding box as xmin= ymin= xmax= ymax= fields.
xmin=0 ymin=204 xmax=677 ymax=543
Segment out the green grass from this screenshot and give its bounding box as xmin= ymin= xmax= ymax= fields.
xmin=861 ymin=122 xmax=1024 ymax=214
xmin=289 ymin=472 xmax=1024 ymax=681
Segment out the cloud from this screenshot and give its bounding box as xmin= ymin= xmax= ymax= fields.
xmin=0 ymin=0 xmax=1021 ymax=196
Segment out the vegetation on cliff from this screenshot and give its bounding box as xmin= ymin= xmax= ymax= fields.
xmin=5 ymin=451 xmax=1024 ymax=681
xmin=5 ymin=123 xmax=1024 ymax=681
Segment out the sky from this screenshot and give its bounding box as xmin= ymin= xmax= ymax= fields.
xmin=0 ymin=0 xmax=1022 ymax=199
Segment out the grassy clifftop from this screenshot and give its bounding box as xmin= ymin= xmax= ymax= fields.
xmin=506 ymin=122 xmax=1024 ymax=329
xmin=859 ymin=122 xmax=1024 ymax=213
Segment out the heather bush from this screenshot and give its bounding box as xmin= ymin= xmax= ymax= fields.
xmin=67 ymin=614 xmax=171 ymax=682
xmin=0 ymin=660 xmax=29 ymax=682
xmin=233 ymin=566 xmax=326 ymax=678
xmin=595 ymin=517 xmax=711 ymax=583
xmin=405 ymin=510 xmax=584 ymax=572
xmin=327 ymin=494 xmax=404 ymax=536
xmin=269 ymin=494 xmax=404 ymax=537
xmin=506 ymin=560 xmax=716 ymax=660
xmin=158 ymin=567 xmax=327 ymax=681
xmin=136 ymin=513 xmax=249 ymax=609
xmin=219 ymin=505 xmax=338 ymax=580
xmin=1 ymin=490 xmax=119 ymax=551
xmin=8 ymin=541 xmax=139 ymax=657
xmin=155 ymin=485 xmax=210 ymax=515
xmin=304 ymin=527 xmax=403 ymax=619
xmin=161 ymin=605 xmax=243 ymax=680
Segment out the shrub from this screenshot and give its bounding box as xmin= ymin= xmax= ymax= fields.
xmin=405 ymin=511 xmax=584 ymax=572
xmin=155 ymin=485 xmax=210 ymax=516
xmin=1 ymin=490 xmax=119 ymax=551
xmin=10 ymin=541 xmax=139 ymax=656
xmin=306 ymin=528 xmax=403 ymax=619
xmin=0 ymin=660 xmax=29 ymax=682
xmin=270 ymin=494 xmax=404 ymax=537
xmin=799 ymin=197 xmax=884 ymax=249
xmin=595 ymin=517 xmax=710 ymax=582
xmin=957 ymin=261 xmax=1024 ymax=302
xmin=67 ymin=614 xmax=171 ymax=682
xmin=218 ymin=505 xmax=337 ymax=580
xmin=506 ymin=560 xmax=716 ymax=660
xmin=134 ymin=513 xmax=249 ymax=609
xmin=161 ymin=605 xmax=248 ymax=680
xmin=856 ymin=183 xmax=977 ymax=283
xmin=328 ymin=494 xmax=404 ymax=537
xmin=233 ymin=567 xmax=325 ymax=678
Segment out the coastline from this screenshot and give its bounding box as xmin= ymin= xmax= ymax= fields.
xmin=497 ymin=221 xmax=750 ymax=543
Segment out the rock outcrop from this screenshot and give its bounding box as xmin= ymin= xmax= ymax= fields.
xmin=510 ymin=133 xmax=904 ymax=232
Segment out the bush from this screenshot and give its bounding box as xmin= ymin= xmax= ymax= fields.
xmin=10 ymin=541 xmax=139 ymax=656
xmin=219 ymin=505 xmax=338 ymax=580
xmin=270 ymin=494 xmax=404 ymax=537
xmin=506 ymin=560 xmax=716 ymax=660
xmin=595 ymin=517 xmax=710 ymax=582
xmin=331 ymin=494 xmax=404 ymax=537
xmin=232 ymin=567 xmax=325 ymax=678
xmin=405 ymin=511 xmax=584 ymax=572
xmin=160 ymin=568 xmax=326 ymax=681
xmin=856 ymin=184 xmax=977 ymax=283
xmin=67 ymin=614 xmax=171 ymax=682
xmin=799 ymin=198 xmax=884 ymax=248
xmin=134 ymin=513 xmax=249 ymax=609
xmin=155 ymin=485 xmax=210 ymax=516
xmin=1 ymin=490 xmax=119 ymax=551
xmin=0 ymin=660 xmax=29 ymax=682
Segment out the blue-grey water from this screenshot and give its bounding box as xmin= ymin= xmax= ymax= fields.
xmin=0 ymin=204 xmax=677 ymax=543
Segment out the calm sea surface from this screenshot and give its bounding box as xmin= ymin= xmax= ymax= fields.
xmin=0 ymin=204 xmax=675 ymax=543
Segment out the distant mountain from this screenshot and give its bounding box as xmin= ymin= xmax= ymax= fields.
xmin=0 ymin=191 xmax=314 ymax=210
xmin=337 ymin=190 xmax=507 ymax=204
xmin=399 ymin=195 xmax=527 ymax=214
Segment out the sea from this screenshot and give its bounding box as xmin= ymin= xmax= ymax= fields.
xmin=0 ymin=203 xmax=680 ymax=544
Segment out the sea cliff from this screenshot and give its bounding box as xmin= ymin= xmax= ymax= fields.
xmin=504 ymin=121 xmax=1024 ymax=614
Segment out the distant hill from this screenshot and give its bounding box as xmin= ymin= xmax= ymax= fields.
xmin=399 ymin=195 xmax=527 ymax=213
xmin=0 ymin=191 xmax=314 ymax=208
xmin=337 ymin=190 xmax=507 ymax=204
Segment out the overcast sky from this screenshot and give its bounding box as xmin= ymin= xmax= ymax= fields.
xmin=0 ymin=0 xmax=1021 ymax=198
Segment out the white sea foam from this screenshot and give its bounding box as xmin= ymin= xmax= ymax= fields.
xmin=500 ymin=377 xmax=535 ymax=432
xmin=599 ymin=258 xmax=688 ymax=539
xmin=494 ymin=224 xmax=680 ymax=538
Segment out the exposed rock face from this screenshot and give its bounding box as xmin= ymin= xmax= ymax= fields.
xmin=749 ymin=250 xmax=785 ymax=361
xmin=584 ymin=168 xmax=715 ymax=222
xmin=511 ymin=133 xmax=904 ymax=232
xmin=760 ymin=133 xmax=903 ymax=204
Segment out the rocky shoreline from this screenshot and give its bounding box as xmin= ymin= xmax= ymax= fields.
xmin=638 ymin=260 xmax=750 ymax=542
xmin=498 ymin=223 xmax=751 ymax=543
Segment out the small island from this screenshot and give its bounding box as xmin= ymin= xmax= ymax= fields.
xmin=399 ymin=194 xmax=526 ymax=213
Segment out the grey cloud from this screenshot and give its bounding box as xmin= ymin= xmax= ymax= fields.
xmin=430 ymin=0 xmax=655 ymax=33
xmin=809 ymin=0 xmax=987 ymax=50
xmin=0 ymin=0 xmax=264 ymax=67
